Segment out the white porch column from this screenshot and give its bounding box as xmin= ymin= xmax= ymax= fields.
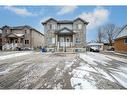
xmin=73 ymin=34 xmax=75 ymax=46
xmin=18 ymin=38 xmax=20 ymax=47
xmin=55 ymin=34 xmax=58 ymax=51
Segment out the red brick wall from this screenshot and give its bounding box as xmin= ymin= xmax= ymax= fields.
xmin=114 ymin=38 xmax=127 ymax=52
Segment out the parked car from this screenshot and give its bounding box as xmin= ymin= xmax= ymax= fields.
xmin=107 ymin=47 xmax=115 ymax=51
xmin=41 ymin=48 xmax=47 ymax=52
xmin=90 ymin=47 xmax=100 ymax=52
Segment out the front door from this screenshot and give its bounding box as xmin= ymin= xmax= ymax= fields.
xmin=66 ymin=37 xmax=71 ymax=47
xmin=60 ymin=37 xmax=64 ymax=47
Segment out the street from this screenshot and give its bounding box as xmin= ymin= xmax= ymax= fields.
xmin=0 ymin=51 xmax=127 ymax=89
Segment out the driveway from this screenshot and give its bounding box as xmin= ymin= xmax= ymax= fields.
xmin=0 ymin=51 xmax=127 ymax=89
xmin=71 ymin=52 xmax=127 ymax=89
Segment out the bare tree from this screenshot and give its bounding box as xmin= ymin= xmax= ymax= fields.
xmin=103 ymin=24 xmax=119 ymax=46
xmin=96 ymin=27 xmax=105 ymax=43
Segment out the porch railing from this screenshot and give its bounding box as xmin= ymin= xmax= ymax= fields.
xmin=57 ymin=42 xmax=73 ymax=47
xmin=2 ymin=43 xmax=22 ymax=50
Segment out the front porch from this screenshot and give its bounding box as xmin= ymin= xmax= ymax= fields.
xmin=54 ymin=27 xmax=76 ymax=52
xmin=3 ymin=33 xmax=24 ymax=50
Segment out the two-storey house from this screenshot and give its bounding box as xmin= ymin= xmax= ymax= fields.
xmin=1 ymin=25 xmax=44 ymax=50
xmin=42 ymin=18 xmax=88 ymax=52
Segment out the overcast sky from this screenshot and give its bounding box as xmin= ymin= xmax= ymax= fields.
xmin=0 ymin=6 xmax=127 ymax=42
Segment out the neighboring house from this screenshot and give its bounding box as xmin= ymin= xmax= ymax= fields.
xmin=0 ymin=31 xmax=2 ymax=50
xmin=42 ymin=18 xmax=88 ymax=52
xmin=87 ymin=42 xmax=104 ymax=51
xmin=1 ymin=25 xmax=44 ymax=50
xmin=114 ymin=25 xmax=127 ymax=53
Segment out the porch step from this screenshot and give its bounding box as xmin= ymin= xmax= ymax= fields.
xmin=57 ymin=48 xmax=74 ymax=52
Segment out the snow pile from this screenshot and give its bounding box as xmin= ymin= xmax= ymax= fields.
xmin=0 ymin=52 xmax=32 ymax=61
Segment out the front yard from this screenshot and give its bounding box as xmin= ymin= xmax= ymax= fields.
xmin=0 ymin=51 xmax=127 ymax=89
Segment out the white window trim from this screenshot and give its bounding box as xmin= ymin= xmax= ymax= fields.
xmin=124 ymin=38 xmax=127 ymax=44
xmin=48 ymin=37 xmax=55 ymax=44
xmin=76 ymin=24 xmax=82 ymax=30
xmin=75 ymin=38 xmax=81 ymax=44
xmin=49 ymin=24 xmax=55 ymax=30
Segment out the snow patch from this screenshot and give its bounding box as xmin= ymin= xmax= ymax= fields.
xmin=0 ymin=59 xmax=31 ymax=76
xmin=105 ymin=55 xmax=127 ymax=63
xmin=0 ymin=52 xmax=32 ymax=60
xmin=79 ymin=53 xmax=112 ymax=66
xmin=77 ymin=64 xmax=98 ymax=73
xmin=71 ymin=78 xmax=97 ymax=89
xmin=110 ymin=72 xmax=127 ymax=88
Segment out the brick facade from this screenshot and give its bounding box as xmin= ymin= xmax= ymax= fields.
xmin=114 ymin=37 xmax=127 ymax=52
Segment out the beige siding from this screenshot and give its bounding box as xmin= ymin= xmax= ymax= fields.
xmin=32 ymin=30 xmax=44 ymax=48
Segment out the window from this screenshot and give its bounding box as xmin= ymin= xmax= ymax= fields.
xmin=48 ymin=37 xmax=52 ymax=44
xmin=25 ymin=30 xmax=27 ymax=34
xmin=67 ymin=38 xmax=69 ymax=42
xmin=124 ymin=38 xmax=127 ymax=44
xmin=75 ymin=38 xmax=81 ymax=43
xmin=49 ymin=24 xmax=55 ymax=30
xmin=5 ymin=30 xmax=8 ymax=34
xmin=25 ymin=40 xmax=29 ymax=44
xmin=48 ymin=37 xmax=55 ymax=44
xmin=15 ymin=40 xmax=17 ymax=43
xmin=76 ymin=24 xmax=82 ymax=29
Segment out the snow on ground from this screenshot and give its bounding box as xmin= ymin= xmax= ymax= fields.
xmin=71 ymin=77 xmax=97 ymax=89
xmin=0 ymin=51 xmax=32 ymax=61
xmin=0 ymin=59 xmax=30 ymax=75
xmin=71 ymin=52 xmax=127 ymax=89
xmin=105 ymin=55 xmax=127 ymax=63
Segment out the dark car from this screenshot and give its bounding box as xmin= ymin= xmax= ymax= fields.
xmin=41 ymin=48 xmax=47 ymax=52
xmin=90 ymin=47 xmax=100 ymax=52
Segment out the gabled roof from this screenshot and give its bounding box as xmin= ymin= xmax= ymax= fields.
xmin=6 ymin=33 xmax=24 ymax=38
xmin=55 ymin=27 xmax=76 ymax=35
xmin=42 ymin=18 xmax=89 ymax=25
xmin=74 ymin=17 xmax=89 ymax=25
xmin=1 ymin=25 xmax=33 ymax=30
xmin=42 ymin=18 xmax=57 ymax=25
xmin=1 ymin=25 xmax=44 ymax=36
xmin=115 ymin=25 xmax=127 ymax=39
xmin=57 ymin=20 xmax=73 ymax=24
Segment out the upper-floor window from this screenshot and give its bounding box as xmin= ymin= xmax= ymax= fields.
xmin=5 ymin=30 xmax=8 ymax=34
xmin=25 ymin=40 xmax=29 ymax=44
xmin=76 ymin=24 xmax=82 ymax=29
xmin=25 ymin=30 xmax=27 ymax=34
xmin=49 ymin=24 xmax=55 ymax=30
xmin=124 ymin=38 xmax=127 ymax=44
xmin=75 ymin=38 xmax=81 ymax=44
